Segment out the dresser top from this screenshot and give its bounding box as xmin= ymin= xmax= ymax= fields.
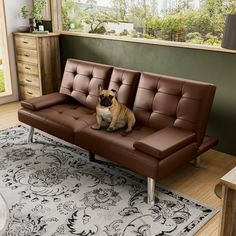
xmin=13 ymin=32 xmax=60 ymax=37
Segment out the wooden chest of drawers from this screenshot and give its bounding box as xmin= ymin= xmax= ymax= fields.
xmin=13 ymin=32 xmax=61 ymax=100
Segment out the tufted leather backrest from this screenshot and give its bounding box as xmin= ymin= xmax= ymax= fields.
xmin=60 ymin=59 xmax=113 ymax=110
xmin=108 ymin=67 xmax=140 ymax=108
xmin=133 ymin=72 xmax=216 ymax=144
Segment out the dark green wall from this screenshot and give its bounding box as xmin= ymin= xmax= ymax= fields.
xmin=60 ymin=34 xmax=236 ymax=156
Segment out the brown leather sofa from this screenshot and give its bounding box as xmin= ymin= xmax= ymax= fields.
xmin=18 ymin=59 xmax=218 ymax=205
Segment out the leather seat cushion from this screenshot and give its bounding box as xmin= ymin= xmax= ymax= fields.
xmin=75 ymin=126 xmax=160 ymax=179
xmin=18 ymin=102 xmax=96 ymax=143
xmin=75 ymin=126 xmax=198 ymax=179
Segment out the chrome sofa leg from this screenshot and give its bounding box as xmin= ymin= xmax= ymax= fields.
xmin=147 ymin=177 xmax=156 ymax=206
xmin=89 ymin=151 xmax=96 ymax=162
xmin=28 ymin=127 xmax=34 ymax=143
xmin=194 ymin=155 xmax=201 ymax=168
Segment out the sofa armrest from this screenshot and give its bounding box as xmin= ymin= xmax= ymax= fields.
xmin=133 ymin=127 xmax=196 ymax=159
xmin=21 ymin=92 xmax=71 ymax=111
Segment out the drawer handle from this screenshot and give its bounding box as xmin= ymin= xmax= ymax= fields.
xmin=25 ymin=67 xmax=31 ymax=70
xmin=27 ymin=91 xmax=33 ymax=95
xmin=24 ymin=54 xmax=30 ymax=57
xmin=23 ymin=41 xmax=29 ymax=44
xmin=25 ymin=79 xmax=32 ymax=83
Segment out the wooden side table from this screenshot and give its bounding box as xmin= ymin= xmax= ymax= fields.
xmin=219 ymin=166 xmax=236 ymax=236
xmin=0 ymin=193 xmax=9 ymax=235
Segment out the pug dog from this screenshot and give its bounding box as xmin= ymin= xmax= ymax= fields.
xmin=91 ymin=85 xmax=136 ymax=133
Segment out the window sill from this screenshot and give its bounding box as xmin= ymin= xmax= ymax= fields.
xmin=0 ymin=91 xmax=13 ymax=98
xmin=60 ymin=31 xmax=236 ymax=54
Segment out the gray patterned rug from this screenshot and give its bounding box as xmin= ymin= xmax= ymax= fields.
xmin=0 ymin=125 xmax=218 ymax=236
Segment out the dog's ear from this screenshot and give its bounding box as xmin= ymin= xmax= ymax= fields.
xmin=111 ymin=89 xmax=118 ymax=97
xmin=98 ymin=84 xmax=103 ymax=92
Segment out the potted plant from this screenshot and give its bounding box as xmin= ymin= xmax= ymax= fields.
xmin=31 ymin=0 xmax=47 ymax=23
xmin=20 ymin=0 xmax=47 ymax=32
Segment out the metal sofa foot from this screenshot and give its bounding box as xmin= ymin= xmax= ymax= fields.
xmin=194 ymin=155 xmax=201 ymax=168
xmin=28 ymin=127 xmax=34 ymax=143
xmin=89 ymin=152 xmax=96 ymax=162
xmin=147 ymin=177 xmax=156 ymax=206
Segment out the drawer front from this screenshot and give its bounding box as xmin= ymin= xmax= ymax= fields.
xmin=18 ymin=62 xmax=39 ymax=76
xmin=15 ymin=36 xmax=37 ymax=50
xmin=18 ymin=73 xmax=40 ymax=88
xmin=20 ymin=85 xmax=41 ymax=100
xmin=16 ymin=48 xmax=38 ymax=64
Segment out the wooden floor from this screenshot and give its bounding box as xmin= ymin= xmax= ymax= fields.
xmin=0 ymin=102 xmax=21 ymax=129
xmin=0 ymin=101 xmax=235 ymax=236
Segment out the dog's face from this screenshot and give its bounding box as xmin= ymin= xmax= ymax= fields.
xmin=98 ymin=87 xmax=117 ymax=107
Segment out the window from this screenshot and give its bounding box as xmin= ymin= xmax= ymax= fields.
xmin=0 ymin=1 xmax=12 ymax=97
xmin=59 ymin=0 xmax=236 ymax=46
xmin=0 ymin=45 xmax=4 ymax=93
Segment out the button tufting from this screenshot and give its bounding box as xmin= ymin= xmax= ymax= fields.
xmin=74 ymin=117 xmax=79 ymax=120
xmin=58 ymin=111 xmax=63 ymax=114
xmin=117 ymin=80 xmax=122 ymax=86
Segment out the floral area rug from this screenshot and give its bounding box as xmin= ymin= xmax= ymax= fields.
xmin=0 ymin=125 xmax=218 ymax=236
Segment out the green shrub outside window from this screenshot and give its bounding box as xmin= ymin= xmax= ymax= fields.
xmin=61 ymin=0 xmax=236 ymax=46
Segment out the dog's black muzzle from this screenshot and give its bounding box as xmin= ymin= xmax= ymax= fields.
xmin=100 ymin=97 xmax=112 ymax=107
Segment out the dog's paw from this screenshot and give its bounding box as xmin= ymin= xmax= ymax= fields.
xmin=107 ymin=127 xmax=115 ymax=132
xmin=91 ymin=124 xmax=101 ymax=130
xmin=125 ymin=128 xmax=132 ymax=133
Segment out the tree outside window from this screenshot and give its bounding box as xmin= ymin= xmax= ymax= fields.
xmin=61 ymin=0 xmax=236 ymax=46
